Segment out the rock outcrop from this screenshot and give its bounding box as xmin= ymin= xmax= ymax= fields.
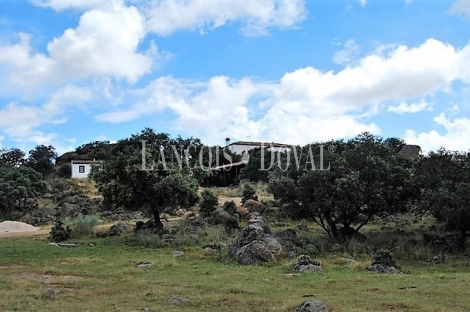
xmin=228 ymin=222 xmax=282 ymax=264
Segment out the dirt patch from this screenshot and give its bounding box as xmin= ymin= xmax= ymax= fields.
xmin=3 ymin=270 xmax=86 ymax=292
xmin=218 ymin=195 xmax=242 ymax=206
xmin=0 ymin=229 xmax=50 ymax=238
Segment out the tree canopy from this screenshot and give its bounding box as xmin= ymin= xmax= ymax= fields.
xmin=268 ymin=133 xmax=414 ymax=241
xmin=91 ymin=129 xmax=201 ymax=230
xmin=416 ymin=148 xmax=470 ymax=249
xmin=0 ymin=166 xmax=47 ymax=219
xmin=27 ymin=145 xmax=57 ymax=178
xmin=0 ymin=148 xmax=25 ymax=168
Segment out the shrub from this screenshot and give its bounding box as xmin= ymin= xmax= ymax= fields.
xmin=68 ymin=215 xmax=99 ymax=238
xmin=199 ymin=190 xmax=219 ymax=217
xmin=134 ymin=229 xmax=166 ymax=248
xmin=222 ymin=200 xmax=237 ymax=215
xmin=224 ymin=216 xmax=240 ymax=234
xmin=242 ymin=183 xmax=258 ymax=204
xmin=56 ymin=164 xmax=72 ymax=178
xmin=372 ymin=249 xmax=397 ymax=267
xmin=49 ymin=218 xmax=72 ymax=243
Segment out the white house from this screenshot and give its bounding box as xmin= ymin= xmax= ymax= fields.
xmin=71 ymin=160 xmax=101 ymax=179
xmin=227 ymin=141 xmax=292 ymax=155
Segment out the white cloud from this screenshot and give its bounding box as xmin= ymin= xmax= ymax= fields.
xmin=449 ymin=0 xmax=470 ymax=16
xmin=0 ymin=85 xmax=91 ymax=146
xmin=94 ymin=38 xmax=470 ymax=146
xmin=0 ymin=2 xmax=152 ymax=89
xmin=333 ymin=39 xmax=360 ymax=65
xmin=31 ymin=0 xmax=109 ymax=11
xmin=404 ymin=113 xmax=470 ymax=152
xmin=388 ymin=100 xmax=432 ymax=114
xmin=359 ymin=0 xmax=367 ymax=7
xmin=143 ymin=0 xmax=307 ymax=36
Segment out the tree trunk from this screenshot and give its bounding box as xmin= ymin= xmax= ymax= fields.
xmin=152 ymin=208 xmax=164 ymax=231
xmin=460 ymin=229 xmax=467 ymax=251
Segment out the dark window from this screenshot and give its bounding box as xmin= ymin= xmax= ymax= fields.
xmin=79 ymin=165 xmax=85 ymax=173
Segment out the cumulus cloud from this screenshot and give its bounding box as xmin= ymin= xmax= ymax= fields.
xmin=388 ymin=100 xmax=432 ymax=114
xmin=0 ymin=1 xmax=152 ymax=89
xmin=404 ymin=113 xmax=470 ymax=152
xmin=0 ymin=85 xmax=91 ymax=147
xmin=96 ymin=38 xmax=470 ymax=146
xmin=142 ymin=0 xmax=307 ymax=36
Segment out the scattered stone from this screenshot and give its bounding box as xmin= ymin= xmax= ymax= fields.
xmin=296 ymin=223 xmax=309 ymax=231
xmin=167 ymin=297 xmax=190 ymax=305
xmin=293 ymin=255 xmax=323 ymax=273
xmin=136 ymin=261 xmax=155 ymax=268
xmin=295 ymin=299 xmax=330 ymax=312
xmin=203 ymin=247 xmax=218 ymax=254
xmin=106 ymin=221 xmax=129 ymax=237
xmin=133 ymin=211 xmax=145 ymax=220
xmin=275 ymin=228 xmax=298 ymax=245
xmin=207 ymin=210 xmax=233 ymax=226
xmin=173 ymin=251 xmax=184 ymax=258
xmin=340 ymin=258 xmax=358 ymax=265
xmin=236 ymin=206 xmax=249 ymax=217
xmin=186 ymin=216 xmax=206 ymax=227
xmin=243 ymin=199 xmax=266 ymax=214
xmin=432 ymin=254 xmax=444 ymax=264
xmin=262 ymin=236 xmax=283 ymax=257
xmin=42 ymin=193 xmax=54 ymax=198
xmin=248 ymin=216 xmax=266 ymax=224
xmin=228 ymin=223 xmax=282 ymax=265
xmin=41 ymin=287 xmax=57 ymax=299
xmin=62 ymin=195 xmax=80 ymax=204
xmin=366 ymin=264 xmax=402 ymax=274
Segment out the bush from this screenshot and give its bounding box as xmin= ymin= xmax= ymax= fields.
xmin=224 ymin=216 xmax=240 ymax=234
xmin=242 ymin=183 xmax=257 ymax=204
xmin=56 ymin=164 xmax=72 ymax=178
xmin=49 ymin=218 xmax=72 ymax=243
xmin=134 ymin=229 xmax=166 ymax=248
xmin=222 ymin=200 xmax=237 ymax=215
xmin=372 ymin=249 xmax=397 ymax=267
xmin=199 ymin=190 xmax=219 ymax=217
xmin=68 ymin=215 xmax=99 ymax=238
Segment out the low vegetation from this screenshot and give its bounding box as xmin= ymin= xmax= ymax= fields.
xmin=1 ymin=129 xmax=470 ymax=311
xmin=1 ymin=217 xmax=470 ymax=311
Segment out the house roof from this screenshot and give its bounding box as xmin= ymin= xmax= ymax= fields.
xmin=211 ymin=160 xmax=248 ymax=170
xmin=71 ymin=160 xmax=102 ymax=164
xmin=227 ymin=141 xmax=291 ymax=148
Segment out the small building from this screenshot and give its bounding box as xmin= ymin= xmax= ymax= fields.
xmin=227 ymin=141 xmax=292 ymax=155
xmin=71 ymin=160 xmax=101 ymax=179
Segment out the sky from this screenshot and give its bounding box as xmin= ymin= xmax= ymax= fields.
xmin=1 ymin=0 xmax=470 ymax=156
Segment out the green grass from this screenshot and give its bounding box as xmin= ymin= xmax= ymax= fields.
xmin=1 ymin=234 xmax=470 ymax=311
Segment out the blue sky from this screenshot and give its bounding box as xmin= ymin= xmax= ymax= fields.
xmin=1 ymin=0 xmax=470 ymax=155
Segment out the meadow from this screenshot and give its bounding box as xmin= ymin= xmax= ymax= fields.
xmin=1 ymin=226 xmax=470 ymax=312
